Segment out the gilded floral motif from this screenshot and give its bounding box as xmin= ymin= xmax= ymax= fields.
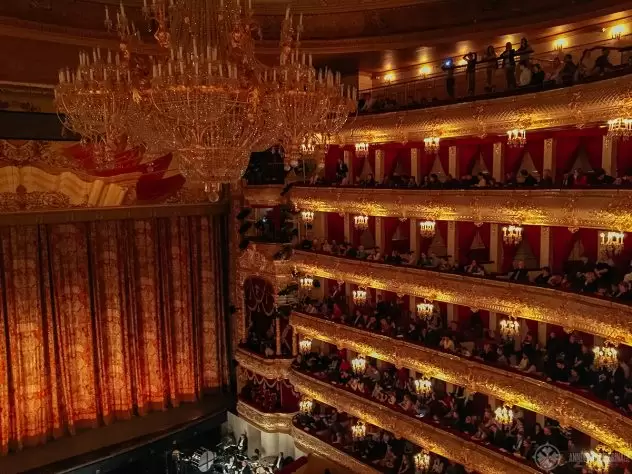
xmin=235 ymin=347 xmax=293 ymax=380
xmin=236 ymin=400 xmax=295 ymax=433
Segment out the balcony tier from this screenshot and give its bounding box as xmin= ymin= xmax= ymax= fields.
xmin=291 ymin=311 xmax=632 ymax=458
xmin=235 ymin=347 xmax=293 ymax=380
xmin=288 ymin=369 xmax=541 ymax=474
xmin=292 ymin=250 xmax=632 ymax=345
xmin=243 ymin=185 xmax=287 ymax=208
xmin=289 ymin=186 xmax=632 ymax=232
xmin=236 ymin=400 xmax=295 ymax=434
xmin=338 ymin=74 xmax=631 ymax=144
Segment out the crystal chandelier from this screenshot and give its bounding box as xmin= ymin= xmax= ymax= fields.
xmin=584 ymin=445 xmax=612 ymax=474
xmin=499 ymin=317 xmax=520 ymax=340
xmin=607 ymin=118 xmax=632 ymax=140
xmin=507 ymin=129 xmax=527 ymax=147
xmin=594 ymin=342 xmax=619 ymax=371
xmin=600 ymin=231 xmax=625 ymax=255
xmin=355 ymin=142 xmax=369 ymax=158
xmin=416 ymin=299 xmax=434 ymax=319
xmin=299 ymin=135 xmax=316 ymax=156
xmin=424 ymin=137 xmax=440 ymax=154
xmin=351 ymin=355 xmax=367 ymax=376
xmin=351 ymin=421 xmax=366 ymax=440
xmin=140 ymin=0 xmax=172 ymax=48
xmin=299 ymin=338 xmax=312 ymax=355
xmin=494 ymin=404 xmax=514 ymax=427
xmin=299 ymin=275 xmax=313 ymax=290
xmin=413 ymin=377 xmax=433 ymax=397
xmin=354 ymin=215 xmax=369 ymax=231
xmin=419 ymin=220 xmax=436 ymax=239
xmin=300 ymin=210 xmax=314 ymax=224
xmin=352 ymin=287 xmax=367 ymax=306
xmin=299 ymin=398 xmax=314 ymax=414
xmin=502 ymin=225 xmax=523 ymax=245
xmin=414 ymin=451 xmax=431 ymax=472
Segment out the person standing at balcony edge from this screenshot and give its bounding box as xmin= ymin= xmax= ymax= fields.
xmin=482 ymin=45 xmax=497 ymax=93
xmin=499 ymin=42 xmax=517 ymax=89
xmin=335 ymin=157 xmax=348 ymax=184
xmin=442 ymin=57 xmax=456 ymax=99
xmin=463 ymin=51 xmax=478 ymax=96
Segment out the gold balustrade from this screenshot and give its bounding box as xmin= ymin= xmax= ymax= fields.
xmin=236 ymin=400 xmax=296 ymax=434
xmin=292 ymin=250 xmax=632 ymax=345
xmin=290 ymin=311 xmax=632 ymax=458
xmin=288 ymin=369 xmax=541 ymax=474
xmin=289 ymin=187 xmax=632 ymax=232
xmin=235 ymin=347 xmax=293 ymax=380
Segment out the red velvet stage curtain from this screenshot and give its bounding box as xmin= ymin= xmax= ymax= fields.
xmin=325 ymin=145 xmax=342 ymax=181
xmin=327 ymin=213 xmax=345 ymax=244
xmin=0 ymin=216 xmax=228 ymax=454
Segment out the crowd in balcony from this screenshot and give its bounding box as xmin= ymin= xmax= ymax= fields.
xmin=358 ymin=40 xmax=632 ymax=114
xmin=294 ymin=400 xmax=467 ymax=474
xmin=294 ymin=344 xmax=592 ymax=472
xmin=295 ymin=291 xmax=632 ymax=417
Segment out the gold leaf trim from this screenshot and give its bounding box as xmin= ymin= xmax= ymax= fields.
xmin=236 ymin=400 xmax=295 ymax=434
xmin=235 ymin=347 xmax=293 ymax=380
xmin=243 ymin=185 xmax=287 ymax=208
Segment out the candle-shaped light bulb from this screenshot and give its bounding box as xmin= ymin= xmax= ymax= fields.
xmin=299 ymin=13 xmax=303 ymax=26
xmin=105 ymin=6 xmax=110 ymax=21
xmin=285 ymin=6 xmax=290 ymax=19
xmin=119 ymin=1 xmax=125 ymax=17
xmin=107 ymin=50 xmax=112 ymax=64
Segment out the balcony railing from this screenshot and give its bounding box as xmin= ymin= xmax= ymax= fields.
xmin=289 ymin=186 xmax=632 ymax=232
xmin=292 ymin=250 xmax=632 ymax=345
xmin=235 ymin=347 xmax=293 ymax=380
xmin=288 ymin=368 xmax=541 ymax=474
xmin=236 ymin=399 xmax=296 ymax=434
xmin=290 ymin=310 xmax=632 ymax=459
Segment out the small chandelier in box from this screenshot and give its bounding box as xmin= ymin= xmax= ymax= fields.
xmin=419 ymin=220 xmax=436 ymax=239
xmin=416 ymin=299 xmax=434 ymax=319
xmin=494 ymin=404 xmax=515 ymax=427
xmin=607 ymin=118 xmax=632 ymax=140
xmin=351 ymin=421 xmax=366 ymax=440
xmin=507 ymin=129 xmax=527 ymax=147
xmin=594 ymin=341 xmax=619 ymax=371
xmin=414 ymin=377 xmax=433 ymax=397
xmin=414 ymin=451 xmax=431 ymax=472
xmin=300 ymin=210 xmax=314 ymax=224
xmin=499 ymin=317 xmax=520 ymax=341
xmin=299 ymin=275 xmax=314 ymax=290
xmin=299 ymin=136 xmax=316 ymax=156
xmin=352 ymin=287 xmax=368 ymax=306
xmin=299 ymin=398 xmax=314 ymax=414
xmin=600 ymin=231 xmax=625 ymax=255
xmin=502 ymin=225 xmax=523 ymax=245
xmin=299 ymin=338 xmax=312 ymax=355
xmin=351 ymin=355 xmax=367 ymax=376
xmin=584 ymin=445 xmax=612 ymax=474
xmin=354 ymin=215 xmax=369 ymax=231
xmin=424 ymin=137 xmax=440 ymax=154
xmin=355 ymin=142 xmax=369 ymax=158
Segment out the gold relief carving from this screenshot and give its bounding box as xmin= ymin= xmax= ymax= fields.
xmin=337 ymin=75 xmax=632 ymax=144
xmin=288 ymin=370 xmax=540 ymax=474
xmin=0 ymin=185 xmax=86 ymax=212
xmin=290 ymin=424 xmax=382 ymax=474
xmin=289 ymin=187 xmax=632 ymax=232
xmin=290 ymin=311 xmax=632 ymax=458
xmin=235 ymin=347 xmax=293 ymax=379
xmin=291 ymin=251 xmax=632 ymax=345
xmin=236 ymin=400 xmax=295 ymax=434
xmin=242 ymin=185 xmax=287 ymax=207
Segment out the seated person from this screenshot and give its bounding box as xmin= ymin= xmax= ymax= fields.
xmin=534 ymin=266 xmax=551 ymax=285
xmin=464 ymin=259 xmax=485 ymax=276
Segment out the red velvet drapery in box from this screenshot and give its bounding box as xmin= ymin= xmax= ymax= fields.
xmin=0 ymin=216 xmax=228 ymax=454
xmin=327 ymin=213 xmax=345 ymax=244
xmin=325 ymin=145 xmax=343 ymax=182
xmin=554 ymin=129 xmax=604 ymax=180
xmin=244 ymin=277 xmax=276 ymax=337
xmin=550 ymin=227 xmax=598 ymax=273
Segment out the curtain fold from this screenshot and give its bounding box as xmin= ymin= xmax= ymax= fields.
xmin=0 ymin=215 xmax=227 ymax=454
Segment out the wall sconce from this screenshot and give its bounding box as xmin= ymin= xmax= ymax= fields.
xmin=611 ymin=24 xmax=626 ymax=40
xmin=384 ymin=72 xmax=395 ymax=83
xmin=553 ymin=38 xmax=568 ymax=52
xmin=419 ymin=65 xmax=432 ymax=78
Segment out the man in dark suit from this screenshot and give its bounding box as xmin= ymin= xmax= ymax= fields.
xmin=508 ymin=260 xmax=530 ymax=282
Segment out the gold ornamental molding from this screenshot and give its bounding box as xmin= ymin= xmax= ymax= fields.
xmin=288 ymin=369 xmax=541 ymax=474
xmin=236 ymin=400 xmax=295 ymax=434
xmin=235 ymin=347 xmax=293 ymax=380
xmin=292 ymin=251 xmax=632 ymax=345
xmin=290 ymin=423 xmax=381 ymax=474
xmin=289 ymin=187 xmax=632 ymax=232
xmin=291 ymin=311 xmax=632 ymax=458
xmin=243 ymin=185 xmax=287 ymax=208
xmin=337 ymin=74 xmax=632 ymax=143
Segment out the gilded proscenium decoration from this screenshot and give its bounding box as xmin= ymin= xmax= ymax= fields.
xmin=288 ymin=369 xmax=540 ymax=474
xmin=235 ymin=347 xmax=292 ymax=380
xmin=292 ymin=251 xmax=632 ymax=345
xmin=291 ymin=311 xmax=632 ymax=458
xmin=337 ymin=74 xmax=632 ymax=143
xmin=236 ymin=400 xmax=295 ymax=434
xmin=290 ymin=423 xmax=382 ymax=474
xmin=243 ymin=184 xmax=287 ymax=207
xmin=289 ymin=187 xmax=632 ymax=232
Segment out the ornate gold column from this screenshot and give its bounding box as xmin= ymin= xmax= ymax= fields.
xmin=375 ymin=148 xmax=385 ymax=182
xmin=275 ymin=317 xmax=282 ymax=356
xmin=447 ymin=220 xmax=457 ymax=323
xmin=544 ymin=138 xmax=555 ymax=178
xmin=489 ymin=223 xmax=500 ymax=274
xmin=538 ymin=226 xmax=552 ymax=346
xmin=343 ymin=212 xmax=352 ymax=242
xmin=602 ymin=135 xmax=615 ymax=177
xmin=492 ymin=142 xmax=504 ymax=182
xmin=410 ymin=218 xmax=418 ymax=256
xmin=375 ymin=216 xmax=384 ymax=249
xmin=292 ymin=332 xmax=298 ymax=357
xmin=343 ymin=149 xmax=353 ymax=184
xmin=448 ymin=145 xmax=457 ymax=178
xmin=411 ymin=147 xmax=420 ymax=182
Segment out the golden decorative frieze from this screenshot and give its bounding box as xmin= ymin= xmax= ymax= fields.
xmin=292 ymin=251 xmax=632 ymax=345
xmin=235 ymin=347 xmax=293 ymax=379
xmin=290 ymin=423 xmax=381 ymax=474
xmin=291 ymin=311 xmax=632 ymax=459
xmin=288 ymin=369 xmax=540 ymax=474
xmin=337 ymin=75 xmax=632 ymax=143
xmin=290 ymin=187 xmax=632 ymax=232
xmin=236 ymin=400 xmax=295 ymax=434
xmin=242 ymin=185 xmax=287 ymax=208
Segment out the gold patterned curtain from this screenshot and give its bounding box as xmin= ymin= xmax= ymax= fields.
xmin=0 ymin=215 xmax=228 ymax=454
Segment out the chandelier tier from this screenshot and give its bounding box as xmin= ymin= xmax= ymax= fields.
xmin=416 ymin=299 xmax=434 ymax=319
xmin=413 ymin=377 xmax=432 ymax=397
xmin=414 ymin=451 xmax=431 ymax=472
xmin=352 ymin=287 xmax=368 ymax=306
xmin=494 ymin=404 xmax=514 ymax=427
xmin=607 ymin=118 xmax=632 ymax=140
xmin=351 ymin=355 xmax=367 ymax=376
xmin=502 ymin=225 xmax=523 ymax=245
xmin=594 ymin=341 xmax=619 ymax=371
xmin=499 ymin=317 xmax=520 ymax=341
xmin=419 ymin=220 xmax=436 ymax=239
xmin=507 ymin=129 xmax=527 ymax=147
xmin=354 ymin=215 xmax=369 ymax=231
xmin=600 ymin=231 xmax=625 ymax=255
xmin=584 ymin=445 xmax=612 ymax=474
xmin=298 ymin=338 xmax=312 ymax=355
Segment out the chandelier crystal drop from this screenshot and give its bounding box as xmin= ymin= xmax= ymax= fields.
xmin=419 ymin=220 xmax=436 ymax=239
xmin=494 ymin=404 xmax=514 ymax=427
xmin=414 ymin=451 xmax=431 ymax=471
xmin=507 ymin=129 xmax=527 ymax=147
xmin=424 ymin=137 xmax=440 ymax=154
xmin=594 ymin=341 xmax=619 ymax=371
xmin=607 ymin=118 xmax=632 ymax=140
xmin=600 ymin=231 xmax=625 ymax=255
xmin=351 ymin=355 xmax=367 ymax=376
xmin=416 ymin=299 xmax=434 ymax=319
xmin=499 ymin=317 xmax=520 ymax=340
xmin=354 ymin=215 xmax=369 ymax=231
xmin=502 ymin=225 xmax=523 ymax=245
